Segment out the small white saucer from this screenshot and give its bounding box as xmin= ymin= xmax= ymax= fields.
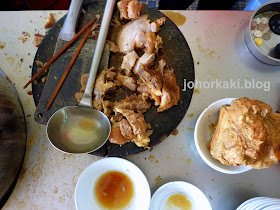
xmin=75 ymin=157 xmax=151 ymax=210
xmin=150 ymin=181 xmax=212 ymax=210
xmin=194 ymin=98 xmax=252 ymax=174
xmin=237 ymin=197 xmax=280 ymax=210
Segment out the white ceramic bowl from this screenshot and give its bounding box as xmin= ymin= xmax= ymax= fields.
xmin=150 ymin=181 xmax=212 ymax=210
xmin=194 ymin=98 xmax=252 ymax=174
xmin=75 ymin=157 xmax=151 ymax=210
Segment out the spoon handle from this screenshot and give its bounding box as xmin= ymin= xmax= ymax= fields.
xmin=79 ymin=0 xmax=116 ymax=108
xmin=59 ymin=0 xmax=83 ymax=41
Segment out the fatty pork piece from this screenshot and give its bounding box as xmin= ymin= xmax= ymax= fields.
xmin=133 ymin=52 xmax=155 ymax=74
xmin=117 ymin=0 xmax=129 ymax=20
xmin=115 ymin=72 xmax=137 ymax=91
xmin=106 ymin=40 xmax=119 ymax=53
xmin=145 ymin=32 xmax=163 ymax=54
xmin=92 ymin=67 xmax=117 ymax=111
xmin=102 ymin=100 xmax=114 ymax=118
xmin=151 ymin=17 xmax=166 ymax=33
xmin=109 ymin=122 xmax=132 ymax=145
xmin=133 ymin=52 xmax=162 ymax=97
xmin=157 ymin=59 xmax=180 ymax=112
xmin=120 ymin=119 xmax=136 ymax=139
xmin=137 ymin=64 xmax=162 ymax=96
xmin=137 ymin=80 xmax=161 ymax=106
xmin=117 ymin=0 xmax=144 ymax=20
xmin=121 ymin=50 xmax=139 ymax=75
xmin=133 ymin=53 xmax=162 ymax=96
xmin=116 ymin=15 xmax=151 ymax=54
xmin=80 ymin=73 xmax=89 ymax=92
xmin=114 ymin=93 xmax=151 ymax=113
xmin=75 ymin=73 xmax=89 ymax=102
xmin=114 ymin=107 xmax=152 ymax=147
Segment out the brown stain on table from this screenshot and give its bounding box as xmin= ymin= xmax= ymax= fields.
xmin=161 ymin=11 xmax=186 ymax=26
xmin=148 ymin=155 xmax=159 ymax=163
xmin=6 ymin=57 xmax=15 ymax=65
xmin=187 ymin=113 xmax=194 ymax=118
xmin=155 ymin=175 xmax=162 ymax=183
xmin=193 ymin=89 xmax=200 ymax=94
xmin=180 ymin=157 xmax=192 ymax=166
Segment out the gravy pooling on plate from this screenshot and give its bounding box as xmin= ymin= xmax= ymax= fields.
xmin=95 ymin=171 xmax=134 ymax=209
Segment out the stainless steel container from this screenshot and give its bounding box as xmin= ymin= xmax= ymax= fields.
xmin=245 ymin=0 xmax=280 ymax=65
xmin=0 ymin=70 xmax=26 ymax=207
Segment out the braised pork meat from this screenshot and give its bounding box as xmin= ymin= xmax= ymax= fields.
xmin=157 ymin=59 xmax=180 ymax=112
xmin=117 ymin=0 xmax=144 ymax=20
xmin=75 ymin=1 xmax=181 ymax=148
xmin=210 ymin=97 xmax=280 ymax=169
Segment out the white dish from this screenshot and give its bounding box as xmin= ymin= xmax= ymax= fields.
xmin=75 ymin=157 xmax=151 ymax=210
xmin=237 ymin=197 xmax=280 ymax=210
xmin=194 ymin=98 xmax=252 ymax=174
xmin=150 ymin=181 xmax=212 ymax=210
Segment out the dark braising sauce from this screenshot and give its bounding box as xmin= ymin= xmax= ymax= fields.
xmin=95 ymin=171 xmax=134 ymax=209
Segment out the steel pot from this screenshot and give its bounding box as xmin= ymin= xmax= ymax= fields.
xmin=245 ymin=0 xmax=280 ymax=65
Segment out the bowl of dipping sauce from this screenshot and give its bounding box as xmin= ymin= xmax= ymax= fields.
xmin=75 ymin=157 xmax=151 ymax=210
xmin=194 ymin=98 xmax=252 ymax=174
xmin=150 ymin=181 xmax=211 ymax=210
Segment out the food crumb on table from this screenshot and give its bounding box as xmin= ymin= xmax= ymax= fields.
xmin=172 ymin=129 xmax=178 ymax=136
xmin=41 ymin=77 xmax=47 ymax=83
xmin=22 ymin=31 xmax=30 ymax=37
xmin=33 ymin=33 xmax=45 ymax=47
xmin=44 ymin=13 xmax=56 ymax=28
xmin=0 ymin=42 xmax=6 ymax=49
xmin=154 ymin=175 xmax=162 ymax=183
xmin=35 ymin=60 xmax=44 ymax=67
xmin=18 ymin=35 xmax=27 ymax=43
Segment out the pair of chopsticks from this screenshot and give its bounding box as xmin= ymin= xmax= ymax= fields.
xmin=23 ymin=18 xmax=97 ymax=111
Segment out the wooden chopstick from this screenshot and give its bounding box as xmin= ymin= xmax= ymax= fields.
xmin=23 ymin=18 xmax=97 ymax=89
xmin=45 ymin=23 xmax=95 ymax=111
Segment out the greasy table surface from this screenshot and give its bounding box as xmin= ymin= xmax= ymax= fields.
xmin=1 ymin=10 xmax=280 ymax=210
